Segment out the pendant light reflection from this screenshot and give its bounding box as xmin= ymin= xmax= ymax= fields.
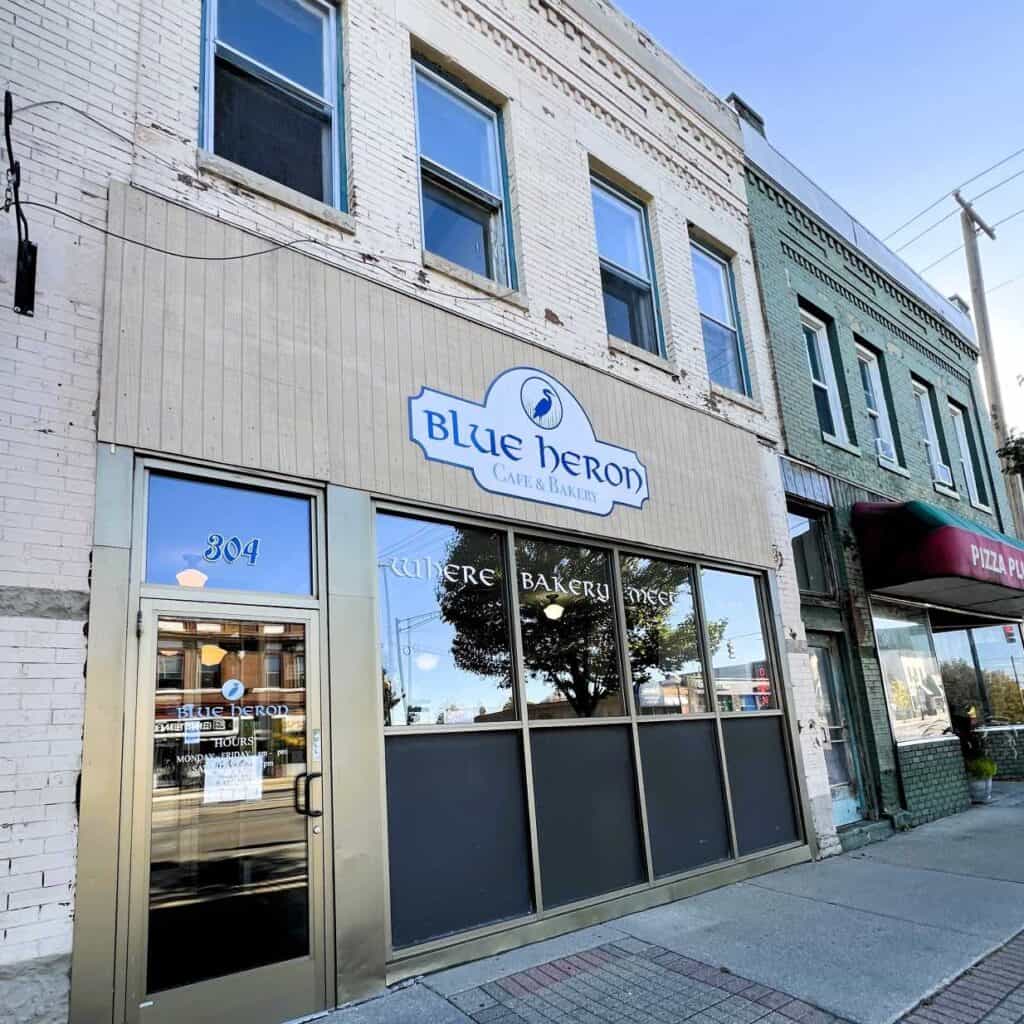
xmin=414 ymin=652 xmax=439 ymax=671
xmin=200 ymin=644 xmax=227 ymax=667
xmin=176 ymin=568 xmax=208 ymax=588
xmin=543 ymin=601 xmax=565 ymax=621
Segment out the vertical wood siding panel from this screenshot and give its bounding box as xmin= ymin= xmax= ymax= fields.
xmin=180 ymin=207 xmax=207 ymax=458
xmin=276 ymin=250 xmax=297 ymax=476
xmin=338 ymin=271 xmax=361 ymax=485
xmin=258 ymin=247 xmax=280 ymax=472
xmin=369 ymin=285 xmax=390 ymax=494
xmin=220 ymin=225 xmax=244 ymax=467
xmin=240 ymin=232 xmax=262 ymax=468
xmin=115 ymin=188 xmax=146 ymax=444
xmin=137 ymin=193 xmax=166 ymax=451
xmin=202 ymin=217 xmax=225 ymax=463
xmin=293 ymin=254 xmax=314 ymax=480
xmin=380 ymin=288 xmax=401 ymax=498
xmin=310 ymin=260 xmax=331 ymax=480
xmin=98 ymin=184 xmax=126 ymax=443
xmin=160 ymin=201 xmax=187 ymax=454
xmin=351 ymin=277 xmax=374 ymax=491
xmin=323 ymin=265 xmax=343 ymax=480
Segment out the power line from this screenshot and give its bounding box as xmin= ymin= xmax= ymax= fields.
xmin=883 ymin=143 xmax=1024 ymax=241
xmin=917 ymin=202 xmax=1024 ymax=274
xmin=987 ymin=272 xmax=1024 ymax=296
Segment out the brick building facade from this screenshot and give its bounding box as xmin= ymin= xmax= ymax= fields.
xmin=1 ymin=3 xmax=841 ymax=1023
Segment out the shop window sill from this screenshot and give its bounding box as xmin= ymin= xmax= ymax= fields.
xmin=607 ymin=334 xmax=677 ymax=375
xmin=422 ymin=251 xmax=529 ymax=310
xmin=822 ymin=433 xmax=860 ymax=458
xmin=196 ymin=149 xmax=356 ymax=234
xmin=934 ymin=482 xmax=960 ymax=500
xmin=878 ymin=459 xmax=910 ymax=479
xmin=711 ymin=382 xmax=763 ymax=414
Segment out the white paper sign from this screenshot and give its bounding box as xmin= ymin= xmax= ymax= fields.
xmin=409 ymin=367 xmax=650 ymax=516
xmin=203 ymin=754 xmax=264 ymax=804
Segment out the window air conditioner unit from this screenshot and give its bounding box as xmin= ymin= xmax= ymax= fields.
xmin=875 ymin=436 xmax=897 ymax=463
xmin=933 ymin=463 xmax=954 ymax=488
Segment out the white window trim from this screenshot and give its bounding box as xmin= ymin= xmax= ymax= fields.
xmin=802 ymin=312 xmax=849 ymax=445
xmin=949 ymin=403 xmax=991 ymax=512
xmin=856 ymin=344 xmax=898 ymax=465
xmin=202 ymin=0 xmax=341 ymax=209
xmin=412 ymin=61 xmax=512 ymax=287
xmin=913 ymin=381 xmax=950 ymax=485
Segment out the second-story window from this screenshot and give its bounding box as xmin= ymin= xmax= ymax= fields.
xmin=801 ymin=311 xmax=848 ymax=445
xmin=414 ymin=63 xmax=511 ymax=286
xmin=204 ymin=0 xmax=341 ymax=205
xmin=691 ymin=242 xmax=748 ymax=395
xmin=949 ymin=402 xmax=990 ymax=510
xmin=591 ymin=178 xmax=661 ymax=355
xmin=855 ymin=344 xmax=898 ymax=465
xmin=913 ymin=380 xmax=953 ymax=488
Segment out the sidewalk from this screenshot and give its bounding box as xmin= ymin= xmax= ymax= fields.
xmin=325 ymin=783 xmax=1024 ymax=1024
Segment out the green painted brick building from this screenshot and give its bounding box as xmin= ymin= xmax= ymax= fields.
xmin=730 ymin=96 xmax=1024 ymax=843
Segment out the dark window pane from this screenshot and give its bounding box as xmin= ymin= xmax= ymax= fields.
xmin=973 ymin=625 xmax=1024 ymax=724
xmin=592 ymin=183 xmax=650 ymax=279
xmin=422 ymin=178 xmax=492 ymax=279
xmin=620 ymin=555 xmax=707 ymax=715
xmin=722 ymin=716 xmax=799 ymax=854
xmin=787 ymin=509 xmax=831 ymax=595
xmin=148 ymin=619 xmax=309 ymax=991
xmin=145 ymin=474 xmax=312 ymax=594
xmin=516 ymin=536 xmax=624 ymax=719
xmin=701 ymin=569 xmax=776 ymax=712
xmin=639 ymin=721 xmax=731 ymax=876
xmin=803 ymin=327 xmax=823 ymax=380
xmin=386 ymin=731 xmax=533 ymax=947
xmin=376 ymin=513 xmax=515 ymax=726
xmin=530 ymin=726 xmax=646 ymax=907
xmin=218 ymin=0 xmax=325 ymax=95
xmin=701 ymin=315 xmax=743 ymax=392
xmin=214 ymin=59 xmax=327 ymax=201
xmin=415 ymin=71 xmax=500 ymax=195
xmin=601 ymin=266 xmax=658 ymax=353
xmin=812 ymin=384 xmax=836 ymax=436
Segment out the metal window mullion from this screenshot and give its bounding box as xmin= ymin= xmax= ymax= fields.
xmin=599 ymin=255 xmax=651 ymax=291
xmin=214 ymin=39 xmax=333 ymax=112
xmin=692 ymin=564 xmax=741 ymax=861
xmin=610 ymin=549 xmax=655 ymax=885
xmin=506 ymin=531 xmax=545 ymax=916
xmin=420 ymin=158 xmax=502 ymax=210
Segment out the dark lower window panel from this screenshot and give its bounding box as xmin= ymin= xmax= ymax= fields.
xmin=638 ymin=720 xmax=731 ymax=877
xmin=529 ymin=725 xmax=646 ymax=908
xmin=385 ymin=731 xmax=534 ymax=949
xmin=722 ymin=716 xmax=800 ymax=855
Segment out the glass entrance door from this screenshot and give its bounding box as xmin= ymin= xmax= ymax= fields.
xmin=808 ymin=637 xmax=864 ymax=828
xmin=127 ymin=604 xmax=328 ymax=1024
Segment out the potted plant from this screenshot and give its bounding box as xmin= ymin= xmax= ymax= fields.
xmin=965 ymin=756 xmax=997 ymax=803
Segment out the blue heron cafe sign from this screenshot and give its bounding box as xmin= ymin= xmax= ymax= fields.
xmin=408 ymin=367 xmax=650 ymax=515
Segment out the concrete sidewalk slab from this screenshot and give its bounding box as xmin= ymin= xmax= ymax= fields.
xmin=748 ymin=855 xmax=1024 ymax=938
xmin=323 ymin=983 xmax=473 ymax=1023
xmin=612 ymin=881 xmax=994 ymax=1023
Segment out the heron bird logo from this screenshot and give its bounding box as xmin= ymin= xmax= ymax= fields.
xmin=520 ymin=377 xmax=563 ymax=429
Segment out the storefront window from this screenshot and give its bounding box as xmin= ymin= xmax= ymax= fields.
xmin=620 ymin=555 xmax=707 ymax=715
xmin=145 ymin=473 xmax=313 ymax=594
xmin=516 ymin=536 xmax=624 ymax=718
xmin=701 ymin=569 xmax=776 ymax=712
xmin=935 ymin=625 xmax=1024 ymax=726
xmin=787 ymin=505 xmax=832 ymax=595
xmin=872 ymin=603 xmax=951 ymax=742
xmin=376 ymin=513 xmax=515 ymax=726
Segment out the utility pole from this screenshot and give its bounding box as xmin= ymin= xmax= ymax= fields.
xmin=954 ymin=190 xmax=1024 ymax=538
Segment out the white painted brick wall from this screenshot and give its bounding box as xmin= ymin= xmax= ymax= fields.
xmin=0 ymin=0 xmax=837 ymax=978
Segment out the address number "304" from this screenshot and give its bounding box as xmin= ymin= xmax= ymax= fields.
xmin=203 ymin=534 xmax=261 ymax=566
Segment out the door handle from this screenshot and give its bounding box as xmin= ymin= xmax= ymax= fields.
xmin=293 ymin=771 xmax=308 ymax=815
xmin=304 ymin=772 xmax=323 ymax=818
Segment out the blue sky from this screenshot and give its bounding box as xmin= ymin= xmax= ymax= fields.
xmin=616 ymin=0 xmax=1024 ymax=431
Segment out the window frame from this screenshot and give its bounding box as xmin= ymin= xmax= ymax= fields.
xmin=690 ymin=239 xmax=751 ymax=396
xmin=786 ymin=501 xmax=835 ymax=598
xmin=855 ymin=343 xmax=898 ymax=465
xmin=201 ymin=0 xmax=344 ymax=210
xmin=949 ymin=401 xmax=991 ymax=511
xmin=912 ymin=379 xmax=952 ymax=487
xmin=412 ymin=60 xmax=514 ymax=288
xmin=590 ymin=175 xmax=665 ymax=357
xmin=801 ymin=311 xmax=849 ymax=445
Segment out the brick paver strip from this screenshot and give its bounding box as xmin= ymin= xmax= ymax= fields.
xmin=449 ymin=941 xmax=852 ymax=1024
